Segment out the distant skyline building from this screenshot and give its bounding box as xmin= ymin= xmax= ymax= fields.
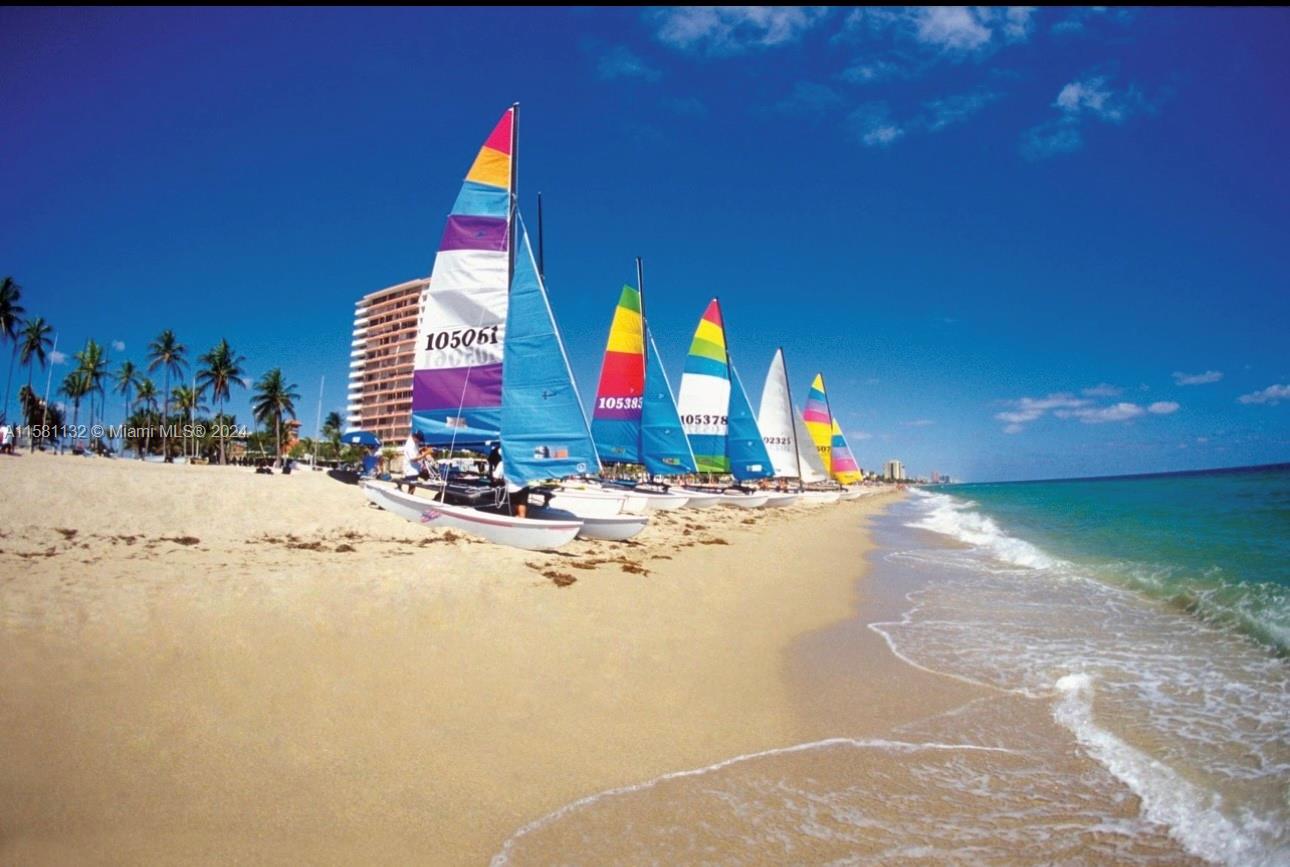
xmin=346 ymin=277 xmax=429 ymax=445
xmin=884 ymin=459 xmax=906 ymax=482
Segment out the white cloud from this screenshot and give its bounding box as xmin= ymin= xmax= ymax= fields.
xmin=597 ymin=45 xmax=661 ymax=82
xmin=1148 ymin=401 xmax=1180 ymax=415
xmin=50 ymin=350 xmax=67 ymax=365
xmin=1060 ymin=402 xmax=1146 ymax=424
xmin=999 ymin=6 xmax=1037 ymax=42
xmin=913 ymin=6 xmax=992 ymax=52
xmin=842 ymin=6 xmax=1036 ymax=56
xmin=1172 ymin=370 xmax=1223 ymax=386
xmin=840 ymin=59 xmax=904 ymax=84
xmin=1021 ymin=118 xmax=1082 ymax=160
xmin=111 ymin=340 xmax=126 ymax=352
xmin=924 ymin=89 xmax=999 ymax=131
xmin=1082 ymin=383 xmax=1122 ymax=397
xmin=848 ymin=102 xmax=904 ymax=147
xmin=904 ymin=419 xmax=935 ymax=427
xmin=774 ymin=81 xmax=843 ymax=114
xmin=1055 ymin=75 xmax=1141 ymax=123
xmin=653 ymin=7 xmax=829 ymax=56
xmin=1022 ymin=73 xmax=1148 ymax=160
xmin=1237 ymin=384 xmax=1290 ymax=406
xmin=994 ymin=392 xmax=1089 ymax=431
xmin=850 ymin=430 xmax=874 ymax=440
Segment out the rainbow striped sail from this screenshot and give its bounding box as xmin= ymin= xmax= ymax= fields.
xmin=590 ymin=285 xmax=645 ymax=463
xmin=802 ymin=373 xmax=834 ymax=475
xmin=411 ymin=107 xmax=514 ymax=446
xmin=676 ymin=299 xmax=731 ymax=473
xmin=829 ymin=418 xmax=862 ymax=484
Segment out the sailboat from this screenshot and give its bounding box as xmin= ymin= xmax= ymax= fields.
xmin=675 ymin=299 xmax=776 ymax=508
xmin=362 ymin=105 xmax=645 ymax=548
xmin=757 ymin=348 xmax=831 ymax=505
xmin=801 ymin=373 xmax=859 ymax=501
xmin=585 ymin=261 xmax=707 ymax=511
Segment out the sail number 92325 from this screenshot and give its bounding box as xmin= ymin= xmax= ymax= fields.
xmin=424 ymin=326 xmax=500 ymax=351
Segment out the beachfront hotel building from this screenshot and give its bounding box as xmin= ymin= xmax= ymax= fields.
xmin=346 ymin=277 xmax=429 ymax=444
xmin=884 ymin=459 xmax=906 ymax=482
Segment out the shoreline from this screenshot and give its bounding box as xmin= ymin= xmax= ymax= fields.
xmin=0 ymin=452 xmax=905 ymax=864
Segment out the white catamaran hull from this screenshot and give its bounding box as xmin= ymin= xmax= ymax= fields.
xmin=362 ymin=482 xmax=582 ymax=551
xmin=717 ymin=492 xmax=771 ymax=509
xmin=544 ymin=488 xmax=630 ymax=518
xmin=674 ymin=489 xmax=723 ymax=508
xmin=760 ymin=492 xmax=800 ymax=508
xmin=839 ymin=487 xmax=865 ymax=501
xmin=530 ymin=507 xmax=648 ymax=542
xmin=800 ymin=490 xmax=842 ymax=505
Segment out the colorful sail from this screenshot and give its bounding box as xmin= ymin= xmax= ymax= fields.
xmin=642 ymin=326 xmax=698 ymax=475
xmin=758 ymin=349 xmax=828 ymax=483
xmin=726 ymin=363 xmax=773 ymax=480
xmin=590 ymin=285 xmax=645 ymax=464
xmin=676 ymin=299 xmax=731 ymax=474
xmin=411 ymin=107 xmax=514 ymax=446
xmin=500 ymin=223 xmax=600 ymax=485
xmin=802 ymin=373 xmax=833 ymax=475
xmin=829 ymin=418 xmax=862 ymax=485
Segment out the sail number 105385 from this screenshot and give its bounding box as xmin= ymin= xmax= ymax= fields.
xmin=425 ymin=326 xmax=500 ymax=351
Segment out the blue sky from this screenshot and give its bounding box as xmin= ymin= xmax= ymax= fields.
xmin=2 ymin=7 xmax=1287 ymax=481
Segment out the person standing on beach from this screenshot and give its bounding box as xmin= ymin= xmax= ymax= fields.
xmin=0 ymin=421 xmax=10 ymax=455
xmin=489 ymin=447 xmax=529 ymax=519
xmin=398 ymin=431 xmax=429 ymax=492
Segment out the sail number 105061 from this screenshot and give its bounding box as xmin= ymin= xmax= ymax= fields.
xmin=425 ymin=326 xmax=500 ymax=351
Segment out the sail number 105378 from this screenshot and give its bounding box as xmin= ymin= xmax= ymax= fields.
xmin=424 ymin=326 xmax=500 ymax=351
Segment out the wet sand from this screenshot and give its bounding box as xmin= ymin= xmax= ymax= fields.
xmin=0 ymin=452 xmax=907 ymax=864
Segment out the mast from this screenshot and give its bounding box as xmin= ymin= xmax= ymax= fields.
xmin=636 ymin=256 xmax=648 ymax=480
xmin=507 ymin=102 xmax=519 ymax=297
xmin=780 ymin=348 xmax=805 ymax=491
xmin=820 ymin=372 xmax=838 ymax=485
xmin=536 ymin=191 xmax=545 ymax=280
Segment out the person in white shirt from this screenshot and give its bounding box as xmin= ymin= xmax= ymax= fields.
xmin=490 ymin=449 xmax=529 ymax=518
xmin=0 ymin=423 xmax=10 ymax=455
xmin=398 ymin=431 xmax=429 ymax=492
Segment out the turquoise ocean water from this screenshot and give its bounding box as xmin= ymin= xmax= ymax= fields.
xmin=494 ymin=468 xmax=1288 ymax=865
xmin=935 ymin=464 xmax=1289 ymax=652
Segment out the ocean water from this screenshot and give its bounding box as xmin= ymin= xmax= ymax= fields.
xmin=494 ymin=467 xmax=1289 ymax=865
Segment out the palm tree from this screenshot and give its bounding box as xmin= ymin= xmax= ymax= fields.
xmin=196 ymin=338 xmax=246 ymax=465
xmin=134 ymin=378 xmax=158 ymax=458
xmin=114 ymin=360 xmax=138 ymax=454
xmin=251 ymin=368 xmax=299 ymax=462
xmin=147 ymin=330 xmax=186 ymax=461
xmin=74 ymin=339 xmax=109 ymax=438
xmin=1 ymin=276 xmax=25 ymax=424
xmin=59 ymin=369 xmax=90 ymax=452
xmin=323 ymin=410 xmax=343 ymax=461
xmin=171 ymin=384 xmax=207 ymax=459
xmin=18 ymin=316 xmax=53 ymax=450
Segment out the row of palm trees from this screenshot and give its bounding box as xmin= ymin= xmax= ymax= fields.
xmin=1 ymin=275 xmax=304 ymax=463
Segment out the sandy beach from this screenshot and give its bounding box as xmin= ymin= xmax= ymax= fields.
xmin=0 ymin=452 xmax=930 ymax=864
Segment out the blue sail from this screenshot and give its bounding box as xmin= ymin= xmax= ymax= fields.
xmin=642 ymin=326 xmax=698 ymax=476
xmin=727 ymin=362 xmax=774 ymax=481
xmin=500 ymin=223 xmax=601 ymax=486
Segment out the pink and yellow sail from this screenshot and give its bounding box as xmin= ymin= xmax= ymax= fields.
xmin=802 ymin=373 xmax=862 ymax=484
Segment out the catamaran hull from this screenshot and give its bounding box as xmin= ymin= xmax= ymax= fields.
xmin=544 ymin=488 xmax=629 ymax=518
xmin=362 ymin=482 xmax=582 ymax=551
xmin=839 ymin=488 xmax=865 ymax=501
xmin=530 ymin=507 xmax=648 ymax=542
xmin=761 ymin=493 xmax=800 ymax=507
xmin=717 ymin=493 xmax=771 ymax=509
xmin=800 ymin=490 xmax=842 ymax=505
xmin=674 ymin=489 xmax=723 ymax=508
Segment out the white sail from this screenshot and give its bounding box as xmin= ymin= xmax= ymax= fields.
xmin=757 ymin=349 xmax=827 ymax=483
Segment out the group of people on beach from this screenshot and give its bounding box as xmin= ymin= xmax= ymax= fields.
xmin=396 ymin=431 xmax=530 ymax=517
